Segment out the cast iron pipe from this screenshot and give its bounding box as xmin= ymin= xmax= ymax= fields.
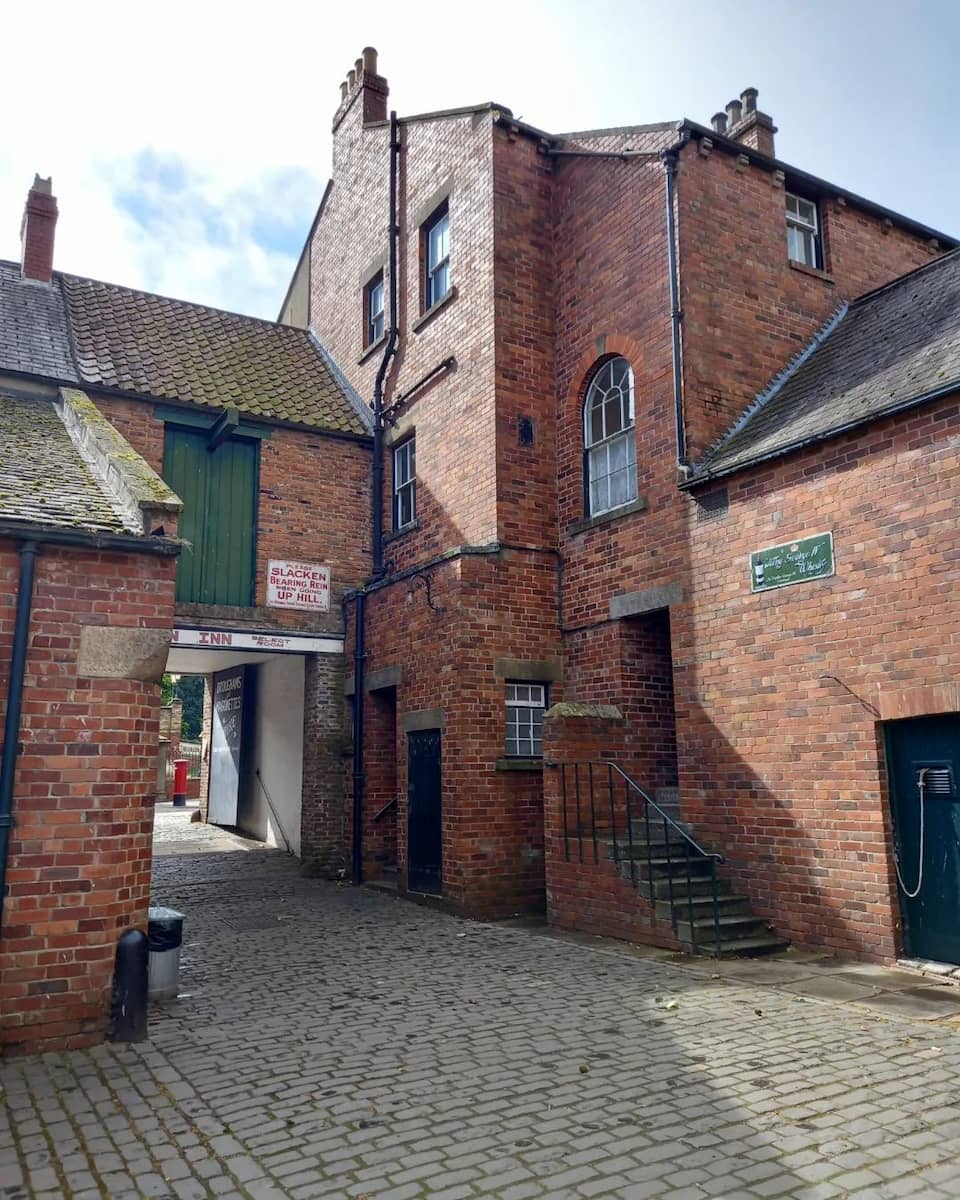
xmin=0 ymin=540 xmax=38 ymax=941
xmin=351 ymin=590 xmax=365 ymax=884
xmin=661 ymin=145 xmax=689 ymax=471
xmin=372 ymin=110 xmax=401 ymax=578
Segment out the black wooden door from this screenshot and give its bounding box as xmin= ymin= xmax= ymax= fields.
xmin=408 ymin=729 xmax=442 ymax=894
xmin=886 ymin=714 xmax=960 ymax=964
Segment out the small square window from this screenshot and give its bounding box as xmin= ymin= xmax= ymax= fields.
xmin=364 ymin=271 xmax=385 ymax=347
xmin=505 ymin=682 xmax=546 ymax=758
xmin=423 ymin=203 xmax=450 ymax=311
xmin=786 ymin=192 xmax=821 ymax=269
xmin=393 ymin=437 xmax=416 ymax=531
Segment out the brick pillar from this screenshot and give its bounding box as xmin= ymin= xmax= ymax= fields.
xmin=543 ymin=702 xmax=625 ymax=913
xmin=300 ymin=652 xmax=349 ymax=876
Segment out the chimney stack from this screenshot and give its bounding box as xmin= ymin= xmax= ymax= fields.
xmin=20 ymin=175 xmax=58 ymax=284
xmin=711 ymin=112 xmax=728 ymax=135
xmin=333 ymin=47 xmax=389 ymax=133
xmin=713 ymin=87 xmax=777 ymax=158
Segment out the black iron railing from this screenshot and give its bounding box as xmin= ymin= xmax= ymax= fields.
xmin=557 ymin=760 xmax=725 ymax=955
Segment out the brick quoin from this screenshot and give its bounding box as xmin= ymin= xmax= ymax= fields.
xmin=0 ymin=543 xmax=177 ymax=1054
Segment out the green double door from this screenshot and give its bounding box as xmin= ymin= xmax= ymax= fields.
xmin=163 ymin=426 xmax=257 ymax=606
xmin=886 ymin=714 xmax=960 ymax=964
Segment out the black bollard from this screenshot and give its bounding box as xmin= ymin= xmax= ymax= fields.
xmin=107 ymin=927 xmax=148 ymax=1042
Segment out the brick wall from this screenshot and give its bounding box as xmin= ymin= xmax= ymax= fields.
xmin=310 ymin=96 xmax=499 ymax=562
xmin=0 ymin=542 xmax=176 ymax=1053
xmin=93 ymin=395 xmax=370 ymax=635
xmin=543 ymin=705 xmax=680 ymax=948
xmin=678 ymin=140 xmax=938 ymax=457
xmin=678 ymin=390 xmax=960 ymax=960
xmin=300 ymin=652 xmax=348 ymax=874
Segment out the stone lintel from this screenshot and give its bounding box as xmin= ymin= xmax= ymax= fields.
xmin=401 ymin=708 xmax=446 ymax=733
xmin=77 ymin=626 xmax=171 ymax=683
xmin=609 ymin=583 xmax=683 ymax=621
xmin=493 ymin=657 xmax=562 ymax=682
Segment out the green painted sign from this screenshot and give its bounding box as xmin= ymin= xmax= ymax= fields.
xmin=750 ymin=532 xmax=834 ymax=593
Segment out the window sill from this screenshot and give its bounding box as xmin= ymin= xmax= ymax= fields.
xmin=495 ymin=758 xmax=544 ymax=772
xmin=412 ymin=286 xmax=458 ymax=333
xmin=566 ymin=496 xmax=648 ymax=537
xmin=788 ymin=260 xmax=834 ymax=285
xmin=357 ymin=333 xmax=388 ymax=365
xmin=384 ymin=517 xmax=421 ymax=545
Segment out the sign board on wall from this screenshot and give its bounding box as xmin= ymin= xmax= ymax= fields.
xmin=266 ymin=560 xmax=331 ymax=612
xmin=172 ymin=626 xmax=342 ymax=655
xmin=750 ymin=532 xmax=835 ymax=593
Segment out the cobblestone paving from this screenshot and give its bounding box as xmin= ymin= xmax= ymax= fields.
xmin=3 ymin=814 xmax=960 ymax=1199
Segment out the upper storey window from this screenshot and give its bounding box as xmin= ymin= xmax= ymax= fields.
xmin=365 ymin=271 xmax=385 ymax=347
xmin=786 ymin=193 xmax=821 ymax=269
xmin=423 ymin=203 xmax=450 ymax=310
xmin=583 ymin=357 xmax=637 ymax=517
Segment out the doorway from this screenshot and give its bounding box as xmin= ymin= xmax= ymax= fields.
xmin=408 ymin=729 xmax=442 ymax=894
xmin=886 ymin=713 xmax=960 ymax=964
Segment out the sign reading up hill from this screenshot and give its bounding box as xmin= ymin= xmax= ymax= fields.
xmin=266 ymin=560 xmax=331 ymax=612
xmin=750 ymin=532 xmax=834 ymax=593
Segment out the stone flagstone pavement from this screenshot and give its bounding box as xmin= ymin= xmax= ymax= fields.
xmin=2 ymin=806 xmax=960 ymax=1199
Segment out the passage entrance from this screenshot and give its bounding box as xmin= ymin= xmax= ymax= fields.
xmin=886 ymin=713 xmax=960 ymax=964
xmin=408 ymin=729 xmax=442 ymax=894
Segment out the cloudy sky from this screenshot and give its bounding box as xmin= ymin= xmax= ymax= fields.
xmin=2 ymin=0 xmax=956 ymax=321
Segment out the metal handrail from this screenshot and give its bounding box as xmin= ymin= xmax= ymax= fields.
xmin=372 ymin=796 xmax=397 ymax=824
xmin=606 ymin=762 xmax=723 ymax=863
xmin=559 ymin=759 xmax=725 ymax=956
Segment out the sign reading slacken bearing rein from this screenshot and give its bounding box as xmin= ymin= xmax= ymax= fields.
xmin=750 ymin=532 xmax=835 ymax=593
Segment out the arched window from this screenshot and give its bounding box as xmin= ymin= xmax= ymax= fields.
xmin=583 ymin=356 xmax=637 ymax=516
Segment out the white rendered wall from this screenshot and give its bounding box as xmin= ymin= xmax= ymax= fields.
xmin=247 ymin=656 xmax=304 ymax=856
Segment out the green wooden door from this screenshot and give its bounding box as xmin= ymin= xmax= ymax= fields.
xmin=163 ymin=426 xmax=258 ymax=605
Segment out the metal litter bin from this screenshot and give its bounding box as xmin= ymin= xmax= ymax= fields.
xmin=147 ymin=906 xmax=184 ymax=1000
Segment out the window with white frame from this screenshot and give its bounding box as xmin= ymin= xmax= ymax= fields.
xmin=365 ymin=271 xmax=385 ymax=346
xmin=786 ymin=193 xmax=821 ymax=268
xmin=392 ymin=437 xmax=416 ymax=530
xmin=583 ymin=356 xmax=638 ymax=517
xmin=505 ymin=683 xmax=546 ymax=758
xmin=423 ymin=203 xmax=450 ymax=310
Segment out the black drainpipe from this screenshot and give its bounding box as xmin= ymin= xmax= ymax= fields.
xmin=0 ymin=540 xmax=38 ymax=941
xmin=351 ymin=589 xmax=365 ymax=885
xmin=661 ymin=143 xmax=689 ymax=471
xmin=351 ymin=108 xmax=401 ymax=884
xmin=372 ymin=109 xmax=401 ymax=578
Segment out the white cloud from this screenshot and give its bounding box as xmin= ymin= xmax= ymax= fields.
xmin=1 ymin=0 xmax=956 ymax=321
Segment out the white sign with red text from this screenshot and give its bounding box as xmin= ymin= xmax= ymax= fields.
xmin=266 ymin=560 xmax=331 ymax=612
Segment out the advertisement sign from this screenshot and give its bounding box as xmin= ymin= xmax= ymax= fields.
xmin=266 ymin=560 xmax=331 ymax=612
xmin=750 ymin=532 xmax=835 ymax=593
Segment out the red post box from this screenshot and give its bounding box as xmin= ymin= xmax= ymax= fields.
xmin=173 ymin=759 xmax=188 ymax=808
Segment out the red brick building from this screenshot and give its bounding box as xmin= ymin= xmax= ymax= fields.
xmin=284 ymin=54 xmax=960 ymax=964
xmin=0 ymin=179 xmax=371 ymax=1049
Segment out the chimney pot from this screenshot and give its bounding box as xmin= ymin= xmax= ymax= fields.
xmin=355 ymin=57 xmax=363 ymax=78
xmin=741 ymin=87 xmax=758 ymax=114
xmin=340 ymin=80 xmax=349 ymax=101
xmin=347 ymin=68 xmax=356 ymax=89
xmin=20 ymin=174 xmax=58 ymax=284
xmin=725 ymin=99 xmax=743 ymax=127
xmin=362 ymin=46 xmax=378 ymax=75
xmin=711 ymin=112 xmax=728 ymax=134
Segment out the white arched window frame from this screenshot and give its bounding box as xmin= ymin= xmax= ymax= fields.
xmin=583 ymin=357 xmax=637 ymax=517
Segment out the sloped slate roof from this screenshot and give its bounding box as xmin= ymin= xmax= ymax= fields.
xmin=694 ymin=249 xmax=960 ymax=480
xmin=60 ymin=273 xmax=369 ymax=435
xmin=0 ymin=390 xmax=132 ymax=533
xmin=0 ymin=262 xmax=78 ymax=380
